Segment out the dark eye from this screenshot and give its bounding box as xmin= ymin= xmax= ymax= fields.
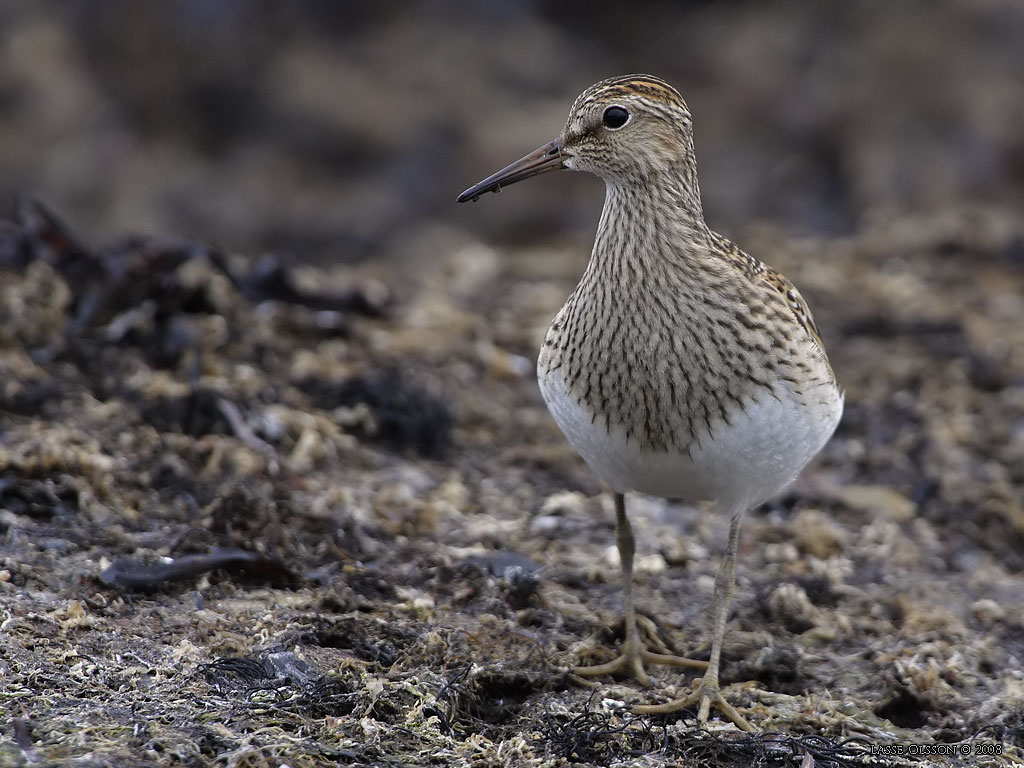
xmin=602 ymin=106 xmax=630 ymax=129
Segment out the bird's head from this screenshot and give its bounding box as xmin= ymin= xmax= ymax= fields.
xmin=457 ymin=75 xmax=696 ymax=202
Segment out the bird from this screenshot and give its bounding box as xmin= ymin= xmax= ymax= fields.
xmin=457 ymin=75 xmax=843 ymax=730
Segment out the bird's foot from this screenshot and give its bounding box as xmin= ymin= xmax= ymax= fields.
xmin=573 ymin=615 xmax=707 ymax=688
xmin=632 ymin=675 xmax=754 ymax=732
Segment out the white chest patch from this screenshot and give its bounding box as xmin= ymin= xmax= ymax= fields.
xmin=538 ymin=365 xmax=842 ymax=513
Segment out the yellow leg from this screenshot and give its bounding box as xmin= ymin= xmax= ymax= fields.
xmin=633 ymin=511 xmax=753 ymax=731
xmin=575 ymin=493 xmax=708 ymax=685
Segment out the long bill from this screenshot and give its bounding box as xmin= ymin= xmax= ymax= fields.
xmin=456 ymin=139 xmax=564 ymax=203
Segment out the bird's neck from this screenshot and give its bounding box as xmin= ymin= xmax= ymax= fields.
xmin=589 ymin=159 xmax=710 ymax=281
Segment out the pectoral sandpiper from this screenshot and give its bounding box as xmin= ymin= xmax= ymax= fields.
xmin=458 ymin=75 xmax=843 ymax=731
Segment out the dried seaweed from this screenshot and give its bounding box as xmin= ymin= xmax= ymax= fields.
xmin=2 ymin=6 xmax=1024 ymax=764
xmin=99 ymin=548 xmax=296 ymax=591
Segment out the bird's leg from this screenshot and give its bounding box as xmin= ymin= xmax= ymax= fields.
xmin=634 ymin=510 xmax=753 ymax=731
xmin=574 ymin=492 xmax=708 ymax=685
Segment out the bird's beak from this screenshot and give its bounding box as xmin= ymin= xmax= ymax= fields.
xmin=457 ymin=139 xmax=564 ymax=202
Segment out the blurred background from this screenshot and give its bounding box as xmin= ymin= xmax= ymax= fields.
xmin=2 ymin=0 xmax=1022 ymax=265
xmin=3 ymin=6 xmax=1024 ymax=754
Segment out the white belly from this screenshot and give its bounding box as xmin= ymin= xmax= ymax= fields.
xmin=538 ymin=365 xmax=842 ymax=513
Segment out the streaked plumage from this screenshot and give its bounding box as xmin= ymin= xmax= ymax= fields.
xmin=458 ymin=75 xmax=842 ymax=731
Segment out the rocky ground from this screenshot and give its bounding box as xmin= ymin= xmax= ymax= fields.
xmin=2 ymin=2 xmax=1024 ymax=767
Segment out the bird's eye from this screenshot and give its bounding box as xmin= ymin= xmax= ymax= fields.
xmin=602 ymin=106 xmax=630 ymax=129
